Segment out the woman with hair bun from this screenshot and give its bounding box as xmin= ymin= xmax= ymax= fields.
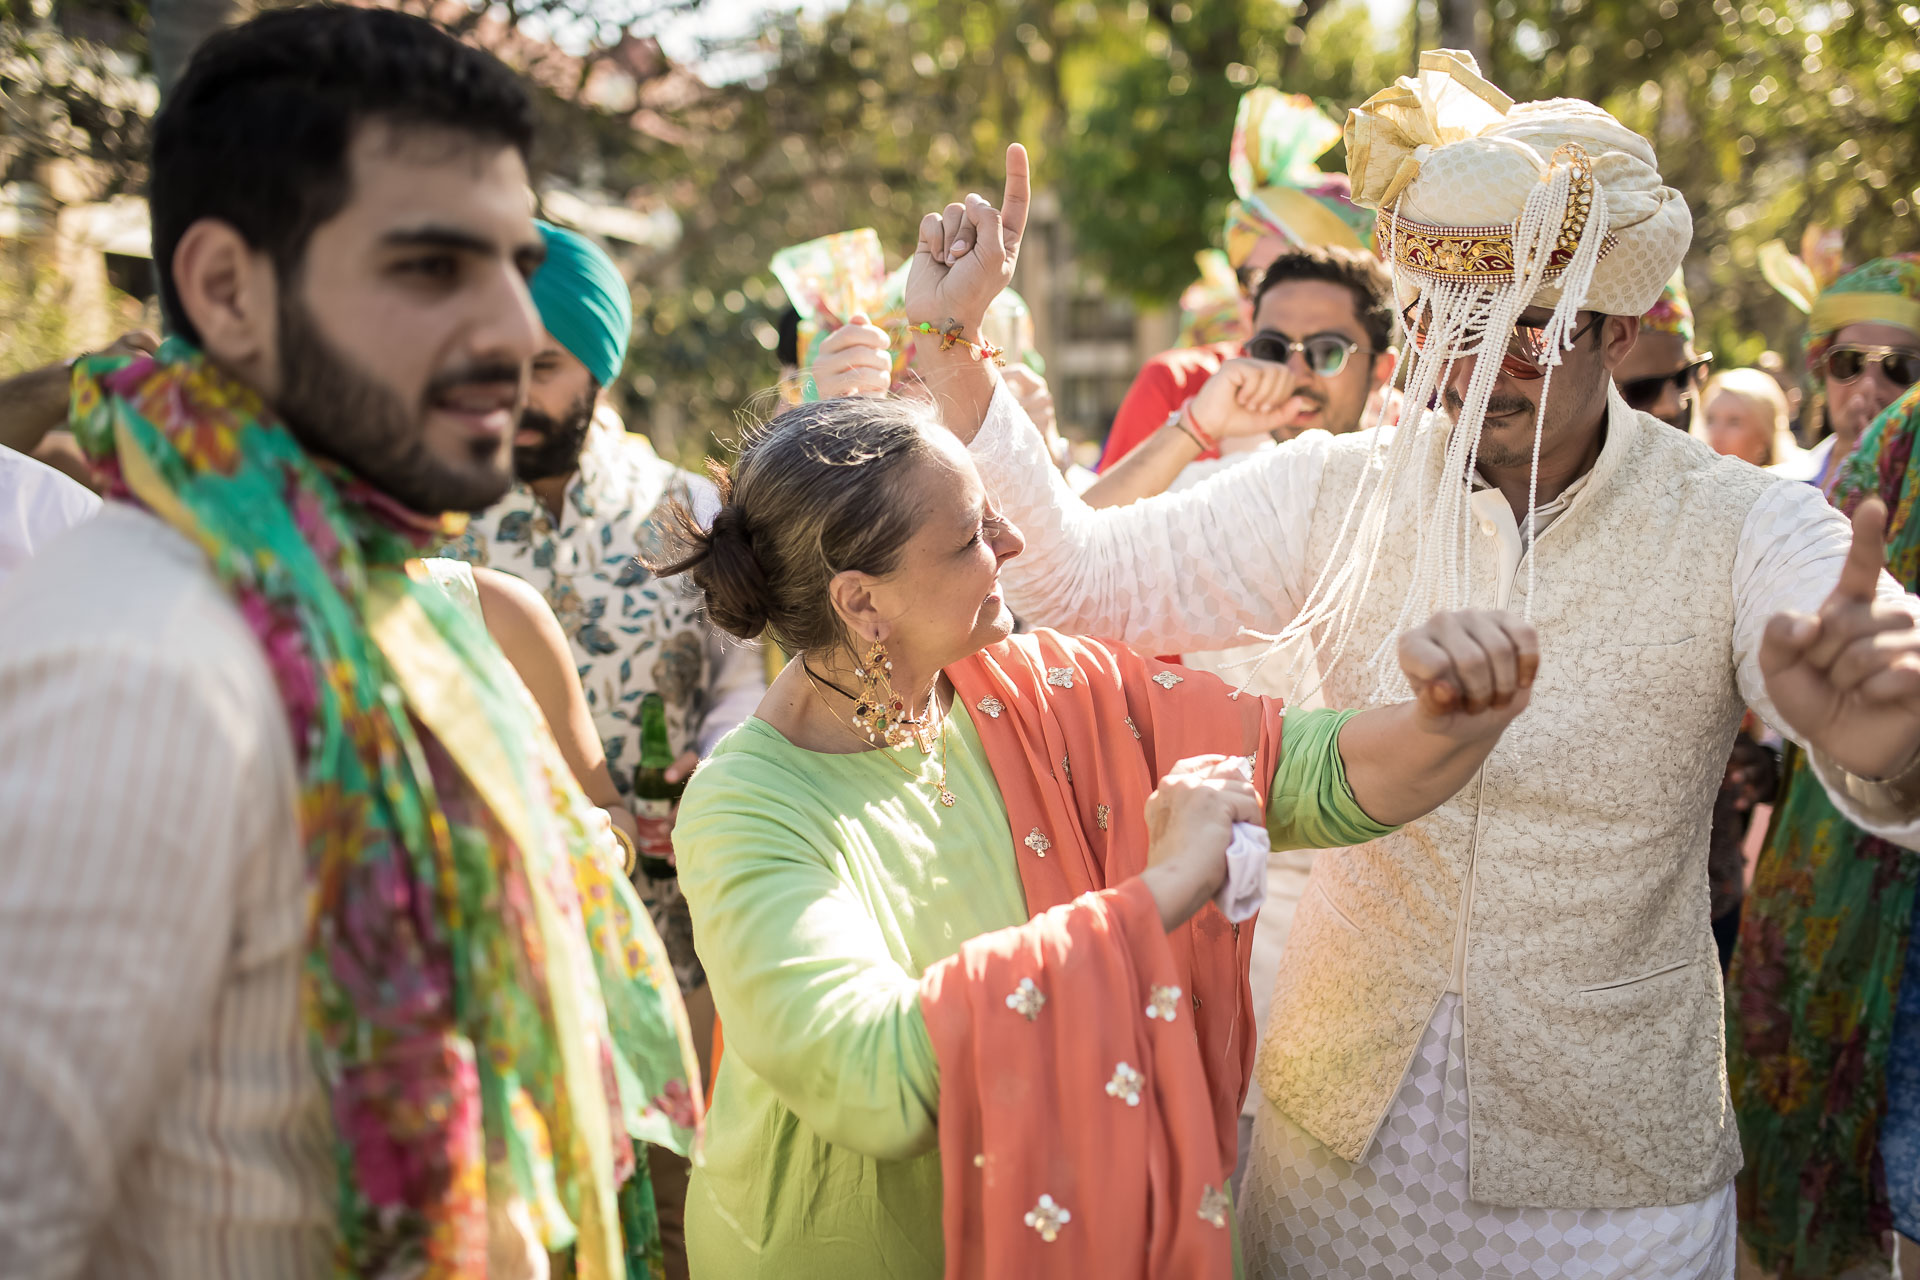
xmin=663 ymin=150 xmax=1540 ymax=1279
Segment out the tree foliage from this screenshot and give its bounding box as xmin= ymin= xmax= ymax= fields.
xmin=5 ymin=0 xmax=1915 ymax=441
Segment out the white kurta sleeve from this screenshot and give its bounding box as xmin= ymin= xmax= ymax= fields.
xmin=968 ymin=380 xmax=1331 ymax=655
xmin=1732 ymin=477 xmax=1920 ymax=847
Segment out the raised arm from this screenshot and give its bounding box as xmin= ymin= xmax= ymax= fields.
xmin=1341 ymin=609 xmax=1539 ymax=825
xmin=1735 ymin=482 xmax=1920 ymax=843
xmin=903 ymin=144 xmax=1324 ymax=654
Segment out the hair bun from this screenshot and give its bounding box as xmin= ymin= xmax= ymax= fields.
xmin=695 ymin=505 xmax=775 ymax=640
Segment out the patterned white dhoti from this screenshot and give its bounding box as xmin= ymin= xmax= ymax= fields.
xmin=1239 ymin=994 xmax=1735 ymax=1279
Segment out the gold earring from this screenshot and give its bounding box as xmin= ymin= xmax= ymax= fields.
xmin=852 ymin=640 xmax=904 ymax=747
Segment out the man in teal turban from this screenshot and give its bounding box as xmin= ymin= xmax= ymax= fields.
xmin=442 ymin=216 xmax=766 ymax=1276
xmin=513 ymin=219 xmax=635 ymax=484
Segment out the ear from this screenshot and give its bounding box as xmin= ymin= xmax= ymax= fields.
xmin=171 ymin=219 xmax=280 ymax=383
xmin=827 ymin=569 xmax=891 ymax=648
xmin=1370 ymin=348 xmax=1398 ymax=389
xmin=1598 ymin=314 xmax=1639 ymax=373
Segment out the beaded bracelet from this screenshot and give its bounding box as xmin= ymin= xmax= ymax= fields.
xmin=910 ymin=319 xmax=1005 ymax=365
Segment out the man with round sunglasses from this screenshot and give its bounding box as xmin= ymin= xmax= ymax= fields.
xmin=958 ymin=55 xmax=1920 ymax=1277
xmin=1610 ymin=271 xmax=1712 ymax=430
xmin=1084 ymin=244 xmax=1397 ymax=508
xmin=1777 ymin=254 xmax=1920 ymax=491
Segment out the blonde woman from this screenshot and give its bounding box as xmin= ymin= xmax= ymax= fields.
xmin=1701 ymin=366 xmax=1802 ymax=468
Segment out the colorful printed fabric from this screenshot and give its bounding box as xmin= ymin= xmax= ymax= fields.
xmin=1729 ymin=381 xmax=1920 ymax=1278
xmin=1640 ymin=269 xmax=1695 ymax=343
xmin=441 ymin=413 xmax=765 ymax=993
xmin=1223 ymin=87 xmax=1376 ymax=264
xmin=70 ymin=339 xmax=702 ymax=1280
xmin=1806 ymin=253 xmax=1920 ymax=370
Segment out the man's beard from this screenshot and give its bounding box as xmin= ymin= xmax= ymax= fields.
xmin=514 ymin=389 xmax=596 ymax=483
xmin=274 ymin=292 xmax=516 ymax=515
xmin=1444 ymin=385 xmax=1540 ymax=469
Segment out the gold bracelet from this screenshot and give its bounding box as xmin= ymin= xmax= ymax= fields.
xmin=606 ymin=819 xmax=637 ymax=877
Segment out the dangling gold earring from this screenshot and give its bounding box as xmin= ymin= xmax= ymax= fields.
xmin=852 ymin=640 xmax=905 ymax=748
xmin=851 ymin=639 xmax=937 ymax=751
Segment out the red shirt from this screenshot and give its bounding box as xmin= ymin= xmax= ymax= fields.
xmin=1096 ymin=340 xmax=1241 ymax=471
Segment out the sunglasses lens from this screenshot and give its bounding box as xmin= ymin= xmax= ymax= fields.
xmin=1827 ymin=349 xmax=1865 ymax=382
xmin=1886 ymin=353 xmax=1920 ymax=388
xmin=1306 ymin=339 xmax=1350 ymax=376
xmin=1246 ymin=336 xmax=1284 ymax=363
xmin=1621 ymin=378 xmax=1660 ymax=410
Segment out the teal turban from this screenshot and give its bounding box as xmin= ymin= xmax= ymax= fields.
xmin=530 ymin=220 xmax=633 ymax=389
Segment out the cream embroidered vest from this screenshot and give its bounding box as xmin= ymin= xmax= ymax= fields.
xmin=1259 ymin=396 xmax=1779 ymax=1209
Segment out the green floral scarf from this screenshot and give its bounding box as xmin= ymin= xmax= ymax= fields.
xmin=1730 ymin=381 xmax=1920 ymax=1277
xmin=71 ymin=339 xmax=701 ymax=1279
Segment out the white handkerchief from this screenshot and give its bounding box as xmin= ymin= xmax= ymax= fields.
xmin=1215 ymin=820 xmax=1269 ymax=924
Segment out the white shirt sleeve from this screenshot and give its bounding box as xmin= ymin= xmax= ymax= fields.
xmin=698 ymin=634 xmax=766 ymax=756
xmin=0 ymin=445 xmax=100 ymax=590
xmin=1733 ymin=478 xmax=1920 ymax=847
xmin=968 ymin=381 xmax=1331 ymax=655
xmin=0 ymin=640 xmax=266 ymax=1275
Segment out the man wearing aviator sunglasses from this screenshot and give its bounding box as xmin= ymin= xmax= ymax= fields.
xmin=1777 ymin=254 xmax=1920 ymax=492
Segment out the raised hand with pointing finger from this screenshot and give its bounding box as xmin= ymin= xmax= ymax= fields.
xmin=1761 ymin=496 xmax=1920 ymax=781
xmin=903 ymin=143 xmax=1031 ymax=338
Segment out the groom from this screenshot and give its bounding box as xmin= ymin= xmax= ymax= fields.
xmin=932 ymin=57 xmax=1920 ymax=1279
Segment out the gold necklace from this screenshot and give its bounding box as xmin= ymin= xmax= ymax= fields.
xmin=804 ymin=668 xmax=957 ymax=808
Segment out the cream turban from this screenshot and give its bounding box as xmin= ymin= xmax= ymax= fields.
xmin=1246 ymin=54 xmax=1695 ymax=707
xmin=1345 ymin=50 xmax=1691 ymax=316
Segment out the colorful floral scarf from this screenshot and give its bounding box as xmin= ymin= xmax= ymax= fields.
xmin=70 ymin=339 xmax=702 ymax=1279
xmin=1729 ymin=381 xmax=1920 ymax=1278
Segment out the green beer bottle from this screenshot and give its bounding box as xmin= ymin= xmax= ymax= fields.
xmin=631 ymin=691 xmax=683 ymax=880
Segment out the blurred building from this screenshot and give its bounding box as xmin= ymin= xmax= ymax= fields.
xmin=1017 ymin=189 xmax=1177 ymax=454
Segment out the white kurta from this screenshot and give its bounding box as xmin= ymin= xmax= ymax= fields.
xmin=1240 ymin=995 xmax=1735 ymax=1279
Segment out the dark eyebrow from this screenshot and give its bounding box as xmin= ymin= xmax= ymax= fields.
xmin=380 ymin=226 xmax=499 ymax=255
xmin=381 ymin=226 xmax=546 ymax=271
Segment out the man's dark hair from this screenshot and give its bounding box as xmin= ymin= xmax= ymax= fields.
xmin=150 ymin=5 xmax=535 ymax=343
xmin=1252 ymin=244 xmax=1396 ymax=355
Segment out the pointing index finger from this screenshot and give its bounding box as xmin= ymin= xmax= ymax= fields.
xmin=1001 ymin=142 xmax=1031 ymax=255
xmin=1835 ymin=497 xmax=1891 ymax=606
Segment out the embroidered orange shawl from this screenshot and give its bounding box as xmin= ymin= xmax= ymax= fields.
xmin=923 ymin=628 xmax=1282 ymax=1279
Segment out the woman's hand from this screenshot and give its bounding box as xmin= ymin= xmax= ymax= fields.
xmin=1396 ymin=609 xmax=1539 ymax=738
xmin=1140 ymin=754 xmax=1264 ymax=931
xmin=903 ymin=143 xmax=1031 ymax=336
xmin=811 ymin=315 xmax=892 ymax=399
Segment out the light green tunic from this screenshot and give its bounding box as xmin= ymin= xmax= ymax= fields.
xmin=675 ymin=703 xmax=1390 ymax=1278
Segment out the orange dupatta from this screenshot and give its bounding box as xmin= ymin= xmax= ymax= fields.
xmin=922 ymin=628 xmax=1282 ymax=1279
